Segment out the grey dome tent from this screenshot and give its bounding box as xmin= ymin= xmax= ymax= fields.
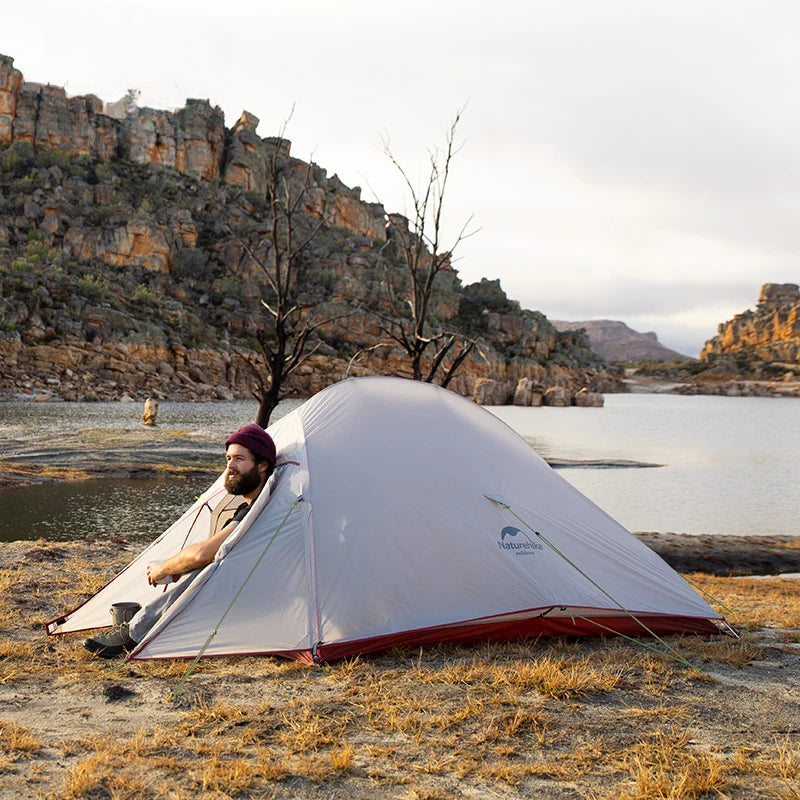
xmin=48 ymin=377 xmax=722 ymax=663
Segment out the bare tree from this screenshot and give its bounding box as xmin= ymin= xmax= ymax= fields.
xmin=229 ymin=121 xmax=334 ymax=427
xmin=372 ymin=109 xmax=479 ymax=387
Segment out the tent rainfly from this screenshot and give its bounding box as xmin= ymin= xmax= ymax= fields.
xmin=48 ymin=376 xmax=723 ymax=664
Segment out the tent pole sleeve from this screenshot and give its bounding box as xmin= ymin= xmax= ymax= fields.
xmin=168 ymin=497 xmax=302 ymax=701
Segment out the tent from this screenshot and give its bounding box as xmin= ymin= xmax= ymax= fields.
xmin=48 ymin=376 xmax=722 ymax=663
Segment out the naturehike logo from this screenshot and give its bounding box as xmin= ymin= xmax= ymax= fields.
xmin=498 ymin=526 xmax=544 ymax=555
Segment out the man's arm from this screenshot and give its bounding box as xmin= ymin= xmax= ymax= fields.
xmin=146 ymin=518 xmax=239 ymax=586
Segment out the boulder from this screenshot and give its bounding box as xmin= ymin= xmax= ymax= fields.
xmin=543 ymin=386 xmax=570 ymax=407
xmin=473 ymin=378 xmax=511 ymax=406
xmin=573 ymin=389 xmax=604 ymax=407
xmin=512 ymin=377 xmax=543 ymax=407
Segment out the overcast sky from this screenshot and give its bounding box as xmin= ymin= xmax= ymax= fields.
xmin=5 ymin=0 xmax=799 ymax=356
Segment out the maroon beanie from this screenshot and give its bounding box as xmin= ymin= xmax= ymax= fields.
xmin=225 ymin=424 xmax=276 ymax=466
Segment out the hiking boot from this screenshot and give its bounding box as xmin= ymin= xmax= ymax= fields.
xmin=83 ymin=602 xmax=140 ymax=658
xmin=83 ymin=622 xmax=137 ymax=658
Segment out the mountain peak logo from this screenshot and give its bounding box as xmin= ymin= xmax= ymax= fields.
xmin=497 ymin=526 xmax=544 ymax=555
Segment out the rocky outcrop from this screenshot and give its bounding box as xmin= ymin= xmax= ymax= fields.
xmin=223 ymin=111 xmax=269 ymax=192
xmin=0 ymin=56 xmax=226 ymax=180
xmin=0 ymin=337 xmax=358 ymax=403
xmin=472 ymin=370 xmax=608 ymax=407
xmin=700 ymin=283 xmax=800 ymax=365
xmin=0 ymin=55 xmax=23 ymax=142
xmin=0 ymin=53 xmax=628 ymax=407
xmin=552 ymin=319 xmax=685 ymax=362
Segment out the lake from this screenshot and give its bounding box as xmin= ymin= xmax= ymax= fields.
xmin=0 ymin=393 xmax=798 ymax=541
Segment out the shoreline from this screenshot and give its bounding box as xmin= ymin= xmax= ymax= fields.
xmin=2 ymin=533 xmax=798 ymax=578
xmin=633 ymin=531 xmax=800 ymax=577
xmin=2 ymin=430 xmax=799 ymax=579
xmin=0 ymin=429 xmax=669 ymax=490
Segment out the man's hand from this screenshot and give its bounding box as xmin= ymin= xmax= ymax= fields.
xmin=146 ymin=561 xmax=176 ymax=586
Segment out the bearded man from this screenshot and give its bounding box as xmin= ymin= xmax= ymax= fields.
xmin=83 ymin=424 xmax=277 ymax=658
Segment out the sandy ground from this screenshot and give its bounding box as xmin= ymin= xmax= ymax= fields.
xmin=1 ymin=535 xmax=800 ymax=799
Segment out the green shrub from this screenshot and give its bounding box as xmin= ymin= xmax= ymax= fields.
xmin=95 ymin=161 xmax=112 ymax=180
xmin=10 ymin=176 xmax=35 ymax=193
xmin=24 ymin=239 xmax=48 ymax=265
xmin=245 ymin=190 xmax=268 ymax=214
xmin=86 ymin=206 xmax=114 ymax=227
xmin=132 ymin=284 xmax=157 ymax=305
xmin=0 ymin=141 xmax=35 ymax=176
xmin=76 ymin=275 xmax=108 ymax=302
xmin=35 ymin=149 xmax=72 ymax=170
xmin=173 ymin=247 xmax=208 ymax=278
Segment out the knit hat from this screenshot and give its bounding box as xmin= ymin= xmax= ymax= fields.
xmin=224 ymin=424 xmax=276 ymax=466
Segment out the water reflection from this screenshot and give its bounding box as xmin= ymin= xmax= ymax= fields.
xmin=2 ymin=394 xmax=799 ymax=540
xmin=0 ymin=476 xmax=214 ymax=543
xmin=0 ymin=398 xmax=302 ymax=543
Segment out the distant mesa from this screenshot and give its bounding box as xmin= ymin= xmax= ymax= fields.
xmin=551 ymin=320 xmax=686 ymax=363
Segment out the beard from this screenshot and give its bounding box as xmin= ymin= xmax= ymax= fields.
xmin=224 ymin=463 xmax=263 ymax=496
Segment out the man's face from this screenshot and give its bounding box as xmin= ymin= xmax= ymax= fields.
xmin=224 ymin=444 xmax=264 ymax=496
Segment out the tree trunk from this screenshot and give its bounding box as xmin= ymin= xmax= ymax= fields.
xmin=255 ymin=395 xmax=277 ymax=429
xmin=255 ymin=372 xmax=281 ymax=427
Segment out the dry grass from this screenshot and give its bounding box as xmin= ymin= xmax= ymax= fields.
xmin=0 ymin=461 xmax=103 ymax=485
xmin=616 ymin=728 xmax=728 ymax=799
xmin=689 ymin=573 xmax=800 ymax=633
xmin=0 ymin=539 xmax=799 ymax=799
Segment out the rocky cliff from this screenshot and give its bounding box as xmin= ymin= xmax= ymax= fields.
xmin=551 ymin=319 xmax=685 ymax=362
xmin=655 ymin=283 xmax=800 ymax=398
xmin=0 ymin=53 xmax=623 ymax=407
xmin=700 ymin=283 xmax=800 ymax=367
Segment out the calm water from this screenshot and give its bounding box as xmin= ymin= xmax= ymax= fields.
xmin=489 ymin=394 xmax=800 ymax=537
xmin=0 ymin=394 xmax=798 ymax=541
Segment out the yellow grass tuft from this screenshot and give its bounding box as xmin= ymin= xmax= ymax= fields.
xmin=201 ymin=755 xmax=259 ymax=794
xmin=616 ymin=729 xmax=728 ymax=799
xmin=690 ymin=574 xmax=800 ymax=630
xmin=0 ymin=569 xmax=21 ymax=594
xmin=678 ymin=636 xmax=766 ymax=666
xmin=329 ymin=741 xmax=355 ymax=771
xmin=0 ymin=721 xmax=41 ymax=756
xmin=61 ymin=753 xmax=131 ymax=799
xmin=620 ymin=703 xmax=691 ymax=722
xmin=416 ymin=652 xmax=622 ymax=699
xmin=179 ymin=699 xmax=255 ymax=737
xmin=277 ymin=700 xmax=352 ymax=752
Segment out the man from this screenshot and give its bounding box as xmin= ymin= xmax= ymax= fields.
xmin=83 ymin=423 xmax=277 ymax=658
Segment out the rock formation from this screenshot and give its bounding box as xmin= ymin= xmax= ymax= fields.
xmin=700 ymin=283 xmax=800 ymax=366
xmin=1 ymin=56 xmax=225 ymax=181
xmin=656 ymin=283 xmax=800 ymax=398
xmin=0 ymin=53 xmax=625 ymax=407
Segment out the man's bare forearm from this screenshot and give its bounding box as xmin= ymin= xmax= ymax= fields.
xmin=147 ymin=522 xmax=237 ymax=586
